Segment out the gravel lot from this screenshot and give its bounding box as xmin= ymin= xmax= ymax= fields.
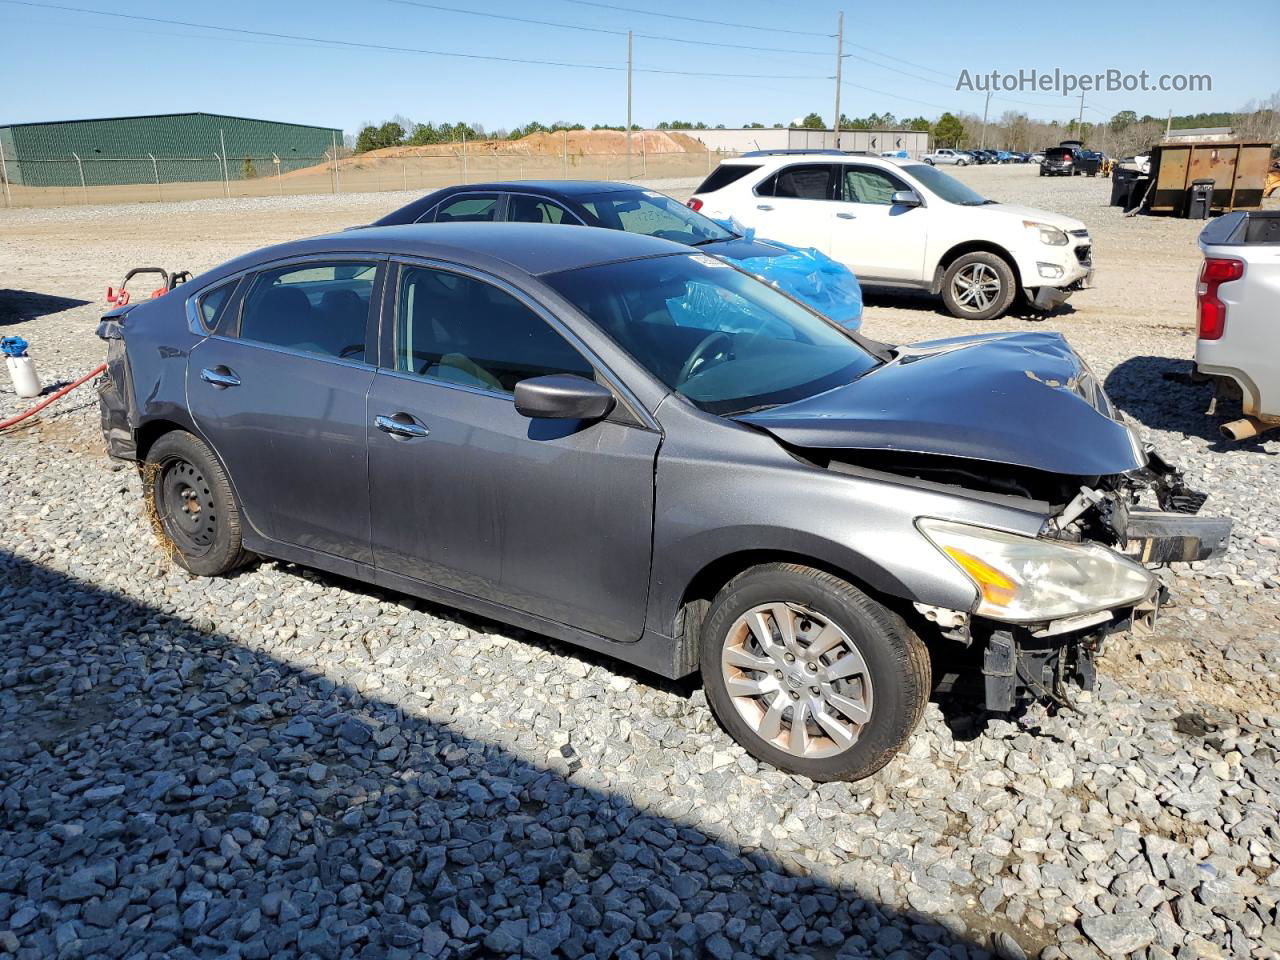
xmin=1 ymin=166 xmax=1278 ymax=960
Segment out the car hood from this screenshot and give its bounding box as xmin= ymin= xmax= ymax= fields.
xmin=737 ymin=332 xmax=1145 ymax=476
xmin=698 ymin=236 xmax=791 ymax=259
xmin=964 ymin=202 xmax=1087 ymax=233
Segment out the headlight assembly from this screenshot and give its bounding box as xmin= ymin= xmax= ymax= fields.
xmin=1023 ymin=220 xmax=1069 ymax=246
xmin=917 ymin=518 xmax=1155 ymax=623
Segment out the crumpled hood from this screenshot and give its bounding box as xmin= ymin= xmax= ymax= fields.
xmin=737 ymin=332 xmax=1146 ymax=476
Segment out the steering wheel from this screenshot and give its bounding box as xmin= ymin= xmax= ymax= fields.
xmin=677 ymin=332 xmax=733 ymax=386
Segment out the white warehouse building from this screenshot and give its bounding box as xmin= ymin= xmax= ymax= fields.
xmin=684 ymin=127 xmax=931 ymax=158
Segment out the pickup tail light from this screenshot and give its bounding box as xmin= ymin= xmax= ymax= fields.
xmin=686 ymin=197 xmax=704 ymax=212
xmin=1197 ymin=257 xmax=1244 ymax=341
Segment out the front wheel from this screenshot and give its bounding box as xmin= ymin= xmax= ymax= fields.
xmin=924 ymin=158 xmax=935 ymax=165
xmin=144 ymin=431 xmax=252 ymax=576
xmin=941 ymin=251 xmax=1017 ymax=321
xmin=700 ymin=564 xmax=930 ymax=782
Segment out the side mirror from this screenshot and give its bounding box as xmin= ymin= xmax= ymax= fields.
xmin=891 ymin=190 xmax=923 ymax=207
xmin=514 ymin=374 xmax=615 ymax=421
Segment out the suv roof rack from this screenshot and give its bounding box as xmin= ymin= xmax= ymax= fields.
xmin=739 ymin=149 xmax=849 ymax=157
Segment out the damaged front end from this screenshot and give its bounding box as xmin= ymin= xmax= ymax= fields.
xmin=918 ymin=449 xmax=1228 ymax=713
xmin=737 ymin=330 xmax=1232 ymax=715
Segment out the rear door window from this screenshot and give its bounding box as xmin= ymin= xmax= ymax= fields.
xmin=506 ymin=194 xmax=577 ymax=224
xmin=237 ymin=262 xmax=376 ymax=362
xmin=760 ymin=164 xmax=835 ymax=200
xmin=432 ymin=194 xmax=501 ymax=223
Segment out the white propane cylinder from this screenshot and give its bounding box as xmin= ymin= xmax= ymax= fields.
xmin=6 ymin=355 xmax=42 ymax=399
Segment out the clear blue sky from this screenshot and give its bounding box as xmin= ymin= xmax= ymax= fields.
xmin=2 ymin=0 xmax=1273 ymax=134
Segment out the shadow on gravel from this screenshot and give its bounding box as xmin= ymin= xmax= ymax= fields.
xmin=0 ymin=550 xmax=1013 ymax=960
xmin=0 ymin=290 xmax=91 ymax=325
xmin=1105 ymin=355 xmax=1277 ymax=453
xmin=860 ymin=287 xmax=1075 ymax=324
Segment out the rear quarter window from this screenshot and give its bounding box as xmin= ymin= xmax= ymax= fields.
xmin=695 ymin=164 xmax=761 ymax=194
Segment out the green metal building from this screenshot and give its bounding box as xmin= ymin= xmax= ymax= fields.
xmin=0 ymin=112 xmax=343 ymax=187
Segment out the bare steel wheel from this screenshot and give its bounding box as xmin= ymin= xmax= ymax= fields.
xmin=720 ymin=602 xmax=873 ymax=759
xmin=144 ymin=431 xmax=252 ymax=577
xmin=941 ymin=251 xmax=1016 ymax=321
xmin=700 ymin=564 xmax=930 ymax=782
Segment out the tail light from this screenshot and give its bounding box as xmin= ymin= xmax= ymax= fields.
xmin=1197 ymin=257 xmax=1244 ymax=340
xmin=686 ymin=197 xmax=704 ymax=212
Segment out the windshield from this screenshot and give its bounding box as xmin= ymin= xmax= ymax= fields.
xmin=545 ymin=254 xmax=879 ymax=416
xmin=901 ymin=163 xmax=990 ymax=205
xmin=579 ymin=190 xmax=734 ymax=245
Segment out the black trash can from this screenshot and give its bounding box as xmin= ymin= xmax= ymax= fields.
xmin=1188 ymin=178 xmax=1215 ymax=219
xmin=1111 ymin=167 xmax=1138 ymax=207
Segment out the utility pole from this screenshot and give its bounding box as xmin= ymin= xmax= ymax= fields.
xmin=831 ymin=12 xmax=844 ymax=150
xmin=626 ymin=30 xmax=633 ymax=179
xmin=1165 ymin=109 xmax=1173 ymax=140
xmin=1076 ymin=92 xmax=1085 ymax=137
xmin=980 ymin=90 xmax=991 ymax=148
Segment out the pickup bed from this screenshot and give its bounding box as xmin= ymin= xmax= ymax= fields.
xmin=1196 ymin=210 xmax=1280 ymax=438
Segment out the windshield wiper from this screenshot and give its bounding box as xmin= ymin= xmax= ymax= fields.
xmin=690 ymin=236 xmax=732 ymax=246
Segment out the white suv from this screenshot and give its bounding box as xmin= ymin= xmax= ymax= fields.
xmin=689 ymin=153 xmax=1093 ymax=321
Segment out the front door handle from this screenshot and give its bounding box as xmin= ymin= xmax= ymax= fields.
xmin=836 ymin=212 xmax=856 ymax=219
xmin=200 ymin=366 xmax=240 ymax=388
xmin=755 ymin=204 xmax=774 ymax=211
xmin=375 ymin=413 xmax=429 ymax=440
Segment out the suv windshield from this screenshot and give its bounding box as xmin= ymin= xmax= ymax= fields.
xmin=579 ymin=190 xmax=733 ymax=245
xmin=902 ymin=163 xmax=990 ymax=205
xmin=545 ymin=254 xmax=878 ymax=415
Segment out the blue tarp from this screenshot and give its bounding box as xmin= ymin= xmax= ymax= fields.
xmin=710 ymin=219 xmax=863 ymax=330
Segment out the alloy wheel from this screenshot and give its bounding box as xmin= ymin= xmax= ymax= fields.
xmin=720 ymin=602 xmax=874 ymax=759
xmin=951 ymin=263 xmax=1002 ymax=313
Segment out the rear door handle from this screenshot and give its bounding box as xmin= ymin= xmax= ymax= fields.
xmin=375 ymin=413 xmax=429 ymax=440
xmin=200 ymin=366 xmax=240 ymax=388
xmin=756 ymin=204 xmax=774 ymax=211
xmin=836 ymin=212 xmax=856 ymax=219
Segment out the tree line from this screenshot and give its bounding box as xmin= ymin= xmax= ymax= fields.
xmin=351 ymin=95 xmax=1278 ymax=155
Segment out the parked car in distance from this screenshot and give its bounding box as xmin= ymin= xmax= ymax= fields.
xmin=367 ymin=180 xmax=862 ymax=328
xmin=688 ymin=151 xmax=1095 ymax=319
xmin=922 ymin=148 xmax=970 ymax=166
xmin=1029 ymin=152 xmax=1045 ymax=164
xmin=1195 ymin=210 xmax=1280 ymax=440
xmin=1040 ymin=146 xmax=1082 ymax=176
xmin=994 ymin=150 xmax=1015 ymax=164
xmin=97 ymin=223 xmax=1228 ymax=782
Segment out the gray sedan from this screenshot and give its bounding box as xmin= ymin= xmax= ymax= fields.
xmin=97 ymin=223 xmax=1227 ymax=781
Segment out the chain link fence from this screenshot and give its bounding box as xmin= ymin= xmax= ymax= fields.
xmin=0 ymin=144 xmax=736 ymax=209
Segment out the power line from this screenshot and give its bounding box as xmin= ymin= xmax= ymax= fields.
xmin=387 ymin=0 xmax=826 ymax=54
xmin=556 ymin=0 xmax=831 ymax=37
xmin=0 ymin=0 xmax=827 ymax=79
xmin=839 ymin=81 xmax=954 ymax=113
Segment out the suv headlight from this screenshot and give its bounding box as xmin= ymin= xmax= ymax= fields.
xmin=1023 ymin=220 xmax=1069 ymax=246
xmin=917 ymin=518 xmax=1155 ymax=622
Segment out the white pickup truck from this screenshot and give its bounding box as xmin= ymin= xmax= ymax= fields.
xmin=1195 ymin=210 xmax=1280 ymax=440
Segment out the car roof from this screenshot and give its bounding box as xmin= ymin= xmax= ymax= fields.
xmin=717 ymin=153 xmax=917 ymax=171
xmin=442 ymin=180 xmax=639 ymax=197
xmin=204 ymin=222 xmax=688 ymax=283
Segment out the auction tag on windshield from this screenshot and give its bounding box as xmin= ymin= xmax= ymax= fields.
xmin=642 ymin=190 xmax=664 ymax=198
xmin=691 ymin=254 xmax=730 ymax=268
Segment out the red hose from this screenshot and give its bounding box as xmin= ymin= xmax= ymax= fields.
xmin=0 ymin=363 xmax=107 ymax=431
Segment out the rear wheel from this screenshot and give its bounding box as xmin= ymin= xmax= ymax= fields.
xmin=941 ymin=251 xmax=1017 ymax=321
xmin=699 ymin=564 xmax=930 ymax=782
xmin=145 ymin=431 xmax=251 ymax=576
